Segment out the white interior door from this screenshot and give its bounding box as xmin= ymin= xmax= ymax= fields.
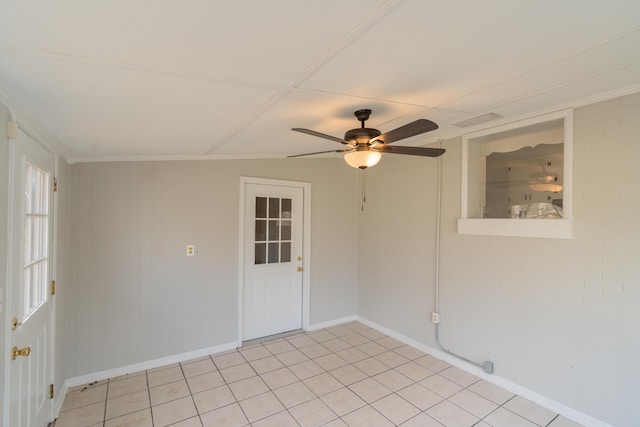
xmin=243 ymin=182 xmax=304 ymax=341
xmin=8 ymin=129 xmax=54 ymax=427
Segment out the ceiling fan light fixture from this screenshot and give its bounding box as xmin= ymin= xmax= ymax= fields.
xmin=529 ymin=171 xmax=563 ymax=192
xmin=529 ymin=182 xmax=563 ymax=192
xmin=344 ymin=150 xmax=381 ymax=169
xmin=289 ymin=109 xmax=444 ymax=165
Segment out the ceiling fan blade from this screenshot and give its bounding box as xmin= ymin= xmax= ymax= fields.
xmin=288 ymin=149 xmax=352 ymax=158
xmin=378 ymin=145 xmax=445 ymax=157
xmin=374 ymin=119 xmax=438 ymax=144
xmin=292 ymin=128 xmax=350 ymax=145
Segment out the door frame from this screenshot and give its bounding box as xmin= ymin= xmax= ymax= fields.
xmin=237 ymin=177 xmax=311 ymax=346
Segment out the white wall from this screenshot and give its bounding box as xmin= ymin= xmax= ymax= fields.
xmin=67 ymin=158 xmax=359 ymax=377
xmin=357 ymin=92 xmax=640 ymax=427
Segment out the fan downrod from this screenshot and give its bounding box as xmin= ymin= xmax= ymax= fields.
xmin=345 ymin=109 xmax=381 ymax=143
xmin=354 ymin=109 xmax=372 ymax=127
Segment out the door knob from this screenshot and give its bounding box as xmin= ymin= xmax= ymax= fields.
xmin=11 ymin=346 xmax=31 ymax=360
xmin=297 ymin=267 xmax=303 ymax=272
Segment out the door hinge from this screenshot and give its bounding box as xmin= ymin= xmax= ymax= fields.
xmin=50 ymin=280 xmax=56 ymax=296
xmin=52 ymin=177 xmax=58 ymax=193
xmin=49 ymin=384 xmax=54 ymax=399
xmin=6 ymin=120 xmax=18 ymax=138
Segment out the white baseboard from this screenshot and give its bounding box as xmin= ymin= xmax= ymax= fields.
xmin=57 ymin=315 xmax=610 ymax=427
xmin=61 ymin=315 xmax=360 ymax=395
xmin=307 ymin=315 xmax=357 ymax=331
xmin=64 ymin=341 xmax=237 ymax=389
xmin=356 ymin=316 xmax=611 ymax=427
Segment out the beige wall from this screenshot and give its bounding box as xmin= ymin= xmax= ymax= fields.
xmin=356 ymin=153 xmax=440 ymax=344
xmin=357 ymin=92 xmax=640 ymax=426
xmin=67 ymin=158 xmax=359 ymax=376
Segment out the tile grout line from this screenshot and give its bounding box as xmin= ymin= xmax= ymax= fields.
xmin=68 ymin=326 xmax=447 ymax=426
xmin=547 ymin=414 xmax=561 ymax=426
xmin=245 ymin=326 xmax=343 ymax=425
xmin=221 ymin=343 xmax=258 ymax=425
xmin=102 ymin=378 xmax=109 ymax=427
xmin=55 ymin=322 xmax=572 ymax=427
xmin=145 ymin=370 xmax=153 ymax=427
xmin=178 ymin=357 xmax=204 ymax=427
xmin=249 ymin=334 xmax=331 ymax=425
xmin=274 ymin=327 xmax=409 ymax=425
xmin=254 ymin=341 xmax=304 ymax=426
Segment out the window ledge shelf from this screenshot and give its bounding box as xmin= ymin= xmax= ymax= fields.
xmin=457 ymin=218 xmax=573 ymax=239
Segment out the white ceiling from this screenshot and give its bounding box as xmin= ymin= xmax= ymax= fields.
xmin=0 ymin=0 xmax=639 ymax=162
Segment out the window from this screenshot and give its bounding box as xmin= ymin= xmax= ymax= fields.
xmin=254 ymin=197 xmax=292 ymax=264
xmin=459 ymin=110 xmax=573 ymax=238
xmin=23 ymin=162 xmax=50 ymax=317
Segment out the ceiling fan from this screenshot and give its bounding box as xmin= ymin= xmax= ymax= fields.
xmin=289 ymin=109 xmax=445 ymax=169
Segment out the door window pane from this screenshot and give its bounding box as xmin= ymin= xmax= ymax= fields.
xmin=268 ymin=220 xmax=279 ymax=241
xmin=255 ymin=220 xmax=266 ymax=241
xmin=268 ymin=243 xmax=279 ymax=263
xmin=268 ymin=198 xmax=279 ymax=218
xmin=256 ymin=197 xmax=267 ymax=218
xmin=281 ymin=242 xmax=291 ymax=263
xmin=255 ymin=243 xmax=266 ymax=265
xmin=281 ymin=220 xmax=292 ymax=240
xmin=254 ymin=196 xmax=294 ymax=264
xmin=282 ymin=199 xmax=292 ymax=219
xmin=23 ymin=163 xmax=49 ymax=318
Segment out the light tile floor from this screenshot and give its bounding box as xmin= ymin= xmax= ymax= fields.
xmin=54 ymin=322 xmax=584 ymax=427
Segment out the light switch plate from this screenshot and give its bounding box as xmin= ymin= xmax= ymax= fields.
xmin=186 ymin=245 xmax=195 ymax=256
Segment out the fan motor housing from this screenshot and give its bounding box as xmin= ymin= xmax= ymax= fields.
xmin=344 ymin=128 xmax=381 ymax=144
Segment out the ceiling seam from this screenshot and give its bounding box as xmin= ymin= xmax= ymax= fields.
xmin=286 ymin=86 xmax=470 ymax=131
xmin=416 ymin=82 xmax=640 ymax=150
xmin=202 ymin=0 xmax=402 ymax=155
xmin=434 ymin=25 xmax=640 ymax=111
xmin=479 ymin=59 xmax=640 ymax=113
xmin=0 ymin=47 xmax=286 ymax=92
xmin=288 ymin=86 xmax=430 ymax=109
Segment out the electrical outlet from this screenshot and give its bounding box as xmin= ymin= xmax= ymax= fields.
xmin=431 ymin=312 xmax=440 ymax=324
xmin=186 ymin=245 xmax=195 ymax=256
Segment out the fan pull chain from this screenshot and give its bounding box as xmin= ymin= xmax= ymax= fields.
xmin=361 ymin=168 xmax=367 ymax=212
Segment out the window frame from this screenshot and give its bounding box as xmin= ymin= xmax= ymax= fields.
xmin=458 ymin=109 xmax=574 ymax=239
xmin=253 ymin=196 xmax=293 ymax=265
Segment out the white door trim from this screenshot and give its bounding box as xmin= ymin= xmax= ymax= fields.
xmin=237 ymin=177 xmax=311 ymax=346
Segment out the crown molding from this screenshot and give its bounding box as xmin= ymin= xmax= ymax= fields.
xmin=66 ymin=153 xmax=307 ymax=164
xmin=0 ymin=84 xmax=72 ymax=161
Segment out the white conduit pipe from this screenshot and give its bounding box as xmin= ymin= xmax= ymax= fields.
xmin=433 ymin=139 xmax=494 ymax=374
